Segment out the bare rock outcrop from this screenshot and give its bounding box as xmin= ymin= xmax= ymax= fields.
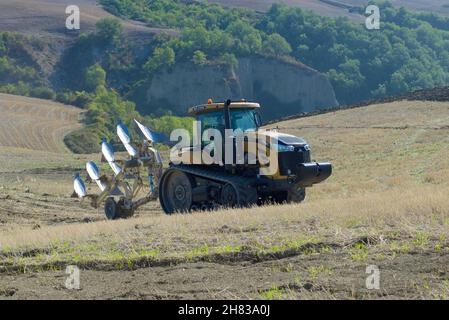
xmin=143 ymin=57 xmax=339 ymax=120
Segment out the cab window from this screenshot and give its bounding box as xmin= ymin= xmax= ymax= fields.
xmin=196 ymin=108 xmax=258 ymax=133
xmin=230 ymin=109 xmax=257 ymax=132
xmin=197 ymin=111 xmax=225 ymax=133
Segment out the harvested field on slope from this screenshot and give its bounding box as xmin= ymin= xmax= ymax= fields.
xmin=0 ymin=93 xmax=82 ymax=153
xmin=272 ymin=100 xmax=449 ymax=200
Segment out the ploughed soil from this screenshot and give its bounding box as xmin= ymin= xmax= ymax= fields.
xmin=1 ymin=246 xmax=448 ymax=300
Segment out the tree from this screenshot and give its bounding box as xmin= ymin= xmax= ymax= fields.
xmin=328 ymin=59 xmax=365 ymax=103
xmin=0 ymin=38 xmax=5 ymax=55
xmin=219 ymin=53 xmax=238 ymax=68
xmin=30 ymin=87 xmax=55 ymax=100
xmin=243 ymin=32 xmax=263 ymax=54
xmin=87 ymin=86 xmax=137 ymax=134
xmin=181 ymin=26 xmax=211 ymax=51
xmin=192 ymin=50 xmax=207 ymax=66
xmin=226 ymin=20 xmax=262 ymax=54
xmin=263 ymin=33 xmax=292 ymax=57
xmin=146 ymin=114 xmax=194 ymax=136
xmin=0 ymin=56 xmax=11 ymax=76
xmin=144 ymin=47 xmax=176 ymax=72
xmin=95 ymin=17 xmax=123 ymax=44
xmin=85 ymin=64 xmax=106 ymax=92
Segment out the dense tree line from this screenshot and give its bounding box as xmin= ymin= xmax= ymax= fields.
xmin=260 ymin=2 xmax=449 ymax=103
xmin=101 ymin=0 xmax=449 ymax=104
xmin=100 ymin=0 xmax=293 ymax=66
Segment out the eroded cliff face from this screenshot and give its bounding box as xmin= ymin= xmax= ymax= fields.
xmin=142 ymin=57 xmax=338 ymax=120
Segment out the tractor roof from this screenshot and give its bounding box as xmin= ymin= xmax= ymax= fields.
xmin=188 ymin=101 xmax=260 ymax=116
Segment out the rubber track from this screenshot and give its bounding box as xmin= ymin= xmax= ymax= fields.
xmin=162 ymin=164 xmax=258 ymax=207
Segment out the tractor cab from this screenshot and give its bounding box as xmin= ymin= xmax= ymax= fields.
xmin=188 ymin=99 xmax=262 ymax=134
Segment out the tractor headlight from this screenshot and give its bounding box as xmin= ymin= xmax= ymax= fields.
xmin=277 ymin=144 xmax=295 ymax=152
xmin=303 ymin=144 xmax=311 ymax=151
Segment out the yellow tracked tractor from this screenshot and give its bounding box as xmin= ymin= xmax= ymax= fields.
xmin=159 ymin=99 xmax=332 ymax=213
xmin=73 ymin=99 xmax=332 ymax=218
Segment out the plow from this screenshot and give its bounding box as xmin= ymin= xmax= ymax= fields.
xmin=73 ymin=100 xmax=332 ymax=219
xmin=73 ymin=119 xmax=163 ymax=220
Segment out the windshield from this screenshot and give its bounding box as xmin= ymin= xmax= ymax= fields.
xmin=197 ymin=108 xmax=258 ymax=133
xmin=230 ymin=109 xmax=258 ymax=132
xmin=197 ymin=111 xmax=225 ymax=132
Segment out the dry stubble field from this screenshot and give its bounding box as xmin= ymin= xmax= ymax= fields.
xmin=0 ymin=94 xmax=449 ymax=299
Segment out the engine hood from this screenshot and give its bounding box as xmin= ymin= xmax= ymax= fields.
xmin=258 ymin=130 xmax=307 ymax=146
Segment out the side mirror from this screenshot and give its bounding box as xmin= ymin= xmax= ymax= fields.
xmin=255 ymin=112 xmax=262 ymax=128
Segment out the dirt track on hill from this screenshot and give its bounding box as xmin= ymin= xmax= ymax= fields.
xmin=209 ymin=0 xmax=449 ymax=18
xmin=209 ymin=0 xmax=363 ymax=20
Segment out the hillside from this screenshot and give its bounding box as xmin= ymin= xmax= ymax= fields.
xmin=0 ymin=93 xmax=82 ymax=153
xmin=73 ymin=0 xmax=449 ymax=107
xmin=2 ymin=0 xmax=449 ymax=146
xmin=0 ymin=0 xmax=174 ymax=37
xmin=3 ymin=0 xmax=446 ymax=39
xmin=0 ymin=98 xmax=448 ymax=299
xmin=0 ymin=0 xmax=175 ymax=78
xmin=210 ymin=0 xmax=449 ymax=16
